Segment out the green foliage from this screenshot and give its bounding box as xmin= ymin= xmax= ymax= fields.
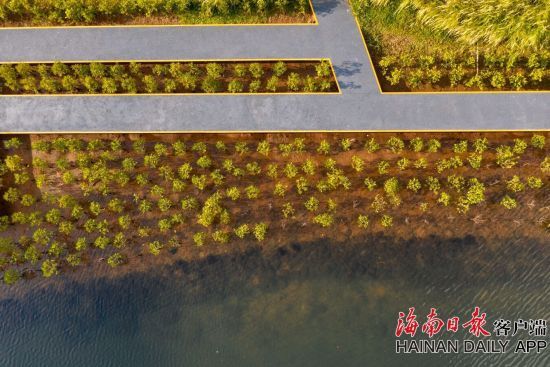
xmin=527 ymin=176 xmax=543 ymax=189
xmin=3 ymin=268 xmax=20 ymax=285
xmin=249 ymin=63 xmax=264 ymax=79
xmin=531 ymin=134 xmax=545 ymax=150
xmin=386 ymin=137 xmax=404 ymax=153
xmin=380 ymin=215 xmax=393 ymax=228
xmin=496 ymin=145 xmax=518 ymax=168
xmin=272 ymin=61 xmax=287 ymax=77
xmin=305 ymin=196 xmax=319 ymax=212
xmin=406 ymin=178 xmax=421 ymax=193
xmin=228 ymin=80 xmax=244 ymax=93
xmin=41 ymin=259 xmax=58 ymax=278
xmin=500 ymin=195 xmax=517 ymax=209
xmin=287 ymin=72 xmax=301 ymax=91
xmin=364 ymin=138 xmax=380 ymax=153
xmin=313 ymin=213 xmax=333 ymax=227
xmin=193 ymin=232 xmax=207 ymax=247
xmin=506 ymin=176 xmax=525 ymax=192
xmin=234 ymin=224 xmax=250 ymax=239
xmin=148 ymin=241 xmax=163 ymax=256
xmin=253 ymin=223 xmax=268 ymax=241
xmin=357 ymin=214 xmax=369 ymax=229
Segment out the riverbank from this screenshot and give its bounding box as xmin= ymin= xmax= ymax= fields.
xmin=0 ymin=132 xmax=548 ymax=285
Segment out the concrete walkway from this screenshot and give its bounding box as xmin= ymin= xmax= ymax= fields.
xmin=0 ymin=0 xmax=548 ymax=131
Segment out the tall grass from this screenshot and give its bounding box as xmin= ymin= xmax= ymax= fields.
xmin=365 ymin=0 xmax=549 ymax=53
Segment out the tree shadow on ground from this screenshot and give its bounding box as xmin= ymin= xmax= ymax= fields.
xmin=334 ymin=61 xmax=362 ymax=77
xmin=313 ymin=0 xmax=340 ymax=17
xmin=334 ymin=61 xmax=363 ymax=89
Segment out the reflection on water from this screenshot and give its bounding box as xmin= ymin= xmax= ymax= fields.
xmin=0 ymin=236 xmax=549 ymax=367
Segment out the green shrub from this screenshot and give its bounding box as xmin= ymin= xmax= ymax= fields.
xmin=41 ymin=259 xmax=58 ymax=278
xmin=233 ymin=64 xmax=247 ymax=77
xmin=490 ymin=72 xmax=506 ymax=89
xmin=82 ymin=76 xmax=99 ymax=93
xmin=90 ymin=63 xmax=106 ymax=78
xmin=206 ymin=63 xmax=224 ymax=78
xmin=266 ymin=76 xmax=279 ymax=92
xmin=3 ymin=268 xmax=20 ymax=285
xmin=164 ymin=79 xmax=178 ymax=93
xmin=500 ymin=195 xmax=517 ymax=209
xmin=313 ymin=213 xmax=333 ymax=227
xmin=201 ymin=76 xmax=221 ymax=93
xmin=61 ymin=75 xmax=79 ymax=92
xmin=249 ymin=79 xmax=261 ymax=92
xmin=143 ymin=75 xmax=158 ymax=93
xmin=253 ymin=223 xmax=268 ymax=241
xmin=287 ymin=72 xmax=301 ymax=91
xmin=249 ymin=63 xmax=264 ymax=78
xmin=531 ymin=134 xmax=545 ymax=149
xmin=101 ymin=78 xmax=117 ymax=94
xmin=509 ymin=73 xmax=527 ymax=90
xmin=228 ymin=79 xmax=244 ymax=93
xmin=272 ymin=61 xmax=287 ymax=77
xmin=316 ymin=60 xmax=332 ymax=77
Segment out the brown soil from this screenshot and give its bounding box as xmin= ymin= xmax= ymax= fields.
xmin=0 ymin=132 xmax=548 ymax=285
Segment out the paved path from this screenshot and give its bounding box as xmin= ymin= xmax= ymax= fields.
xmin=0 ymin=0 xmax=548 ymax=131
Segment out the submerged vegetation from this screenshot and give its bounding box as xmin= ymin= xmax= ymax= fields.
xmin=0 ymin=132 xmax=548 ymax=284
xmin=350 ymin=0 xmax=550 ymax=91
xmin=0 ymin=0 xmax=314 ymax=26
xmin=0 ymin=60 xmax=337 ymax=95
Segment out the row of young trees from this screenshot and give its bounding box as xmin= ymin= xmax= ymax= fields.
xmin=0 ymin=0 xmax=312 ymax=25
xmin=0 ymin=60 xmax=335 ymax=94
xmin=0 ymin=134 xmax=548 ymax=284
xmin=379 ymin=52 xmax=549 ymax=90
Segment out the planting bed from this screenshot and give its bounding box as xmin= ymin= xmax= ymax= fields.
xmin=0 ymin=0 xmax=315 ymax=27
xmin=0 ymin=60 xmax=338 ymax=95
xmin=350 ymin=0 xmax=549 ymax=92
xmin=0 ymin=132 xmax=548 ymax=285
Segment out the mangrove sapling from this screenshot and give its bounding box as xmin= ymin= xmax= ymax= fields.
xmin=313 ymin=213 xmax=333 ymax=227
xmin=143 ymin=75 xmax=158 ymax=93
xmin=249 ymin=79 xmax=261 ymax=92
xmin=317 ymin=140 xmax=331 ymax=155
xmin=426 ymin=139 xmax=441 ymax=153
xmin=531 ymin=135 xmax=545 ymax=150
xmin=287 ymin=72 xmax=301 ymax=91
xmin=266 ymin=76 xmax=279 ymax=92
xmin=500 ymin=195 xmax=517 ymax=209
xmin=253 ymin=223 xmax=268 ymax=241
xmin=305 ymin=196 xmax=319 ymax=212
xmin=506 ymin=176 xmax=525 ymax=193
xmin=396 ymin=158 xmax=410 ymax=171
xmin=386 ymin=137 xmax=404 ymax=153
xmin=101 ymin=78 xmax=118 ymax=94
xmin=380 ymin=215 xmax=393 ymax=228
xmin=164 ymin=79 xmax=178 ymax=93
xmin=257 ymin=140 xmax=271 ymax=156
xmin=340 ymin=138 xmax=353 ymax=151
xmin=249 ymin=63 xmax=264 ymax=79
xmin=526 ymin=177 xmax=543 ymax=189
xmin=233 ymin=64 xmax=247 ymax=77
xmin=228 ymin=80 xmax=244 ymax=93
xmin=272 ymin=61 xmax=287 ymax=77
xmin=41 ymin=259 xmax=58 ymax=278
xmin=3 ymin=268 xmax=20 ymax=285
xmin=303 ymin=76 xmax=318 ymax=92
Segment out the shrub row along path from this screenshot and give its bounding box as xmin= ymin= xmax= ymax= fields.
xmin=0 ymin=0 xmax=548 ymax=131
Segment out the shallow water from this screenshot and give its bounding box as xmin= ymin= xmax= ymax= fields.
xmin=1 ymin=236 xmax=549 ymax=367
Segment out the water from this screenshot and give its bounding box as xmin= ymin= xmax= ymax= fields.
xmin=1 ymin=236 xmax=548 ymax=367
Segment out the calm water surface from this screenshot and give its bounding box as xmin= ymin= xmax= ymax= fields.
xmin=1 ymin=236 xmax=548 ymax=367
